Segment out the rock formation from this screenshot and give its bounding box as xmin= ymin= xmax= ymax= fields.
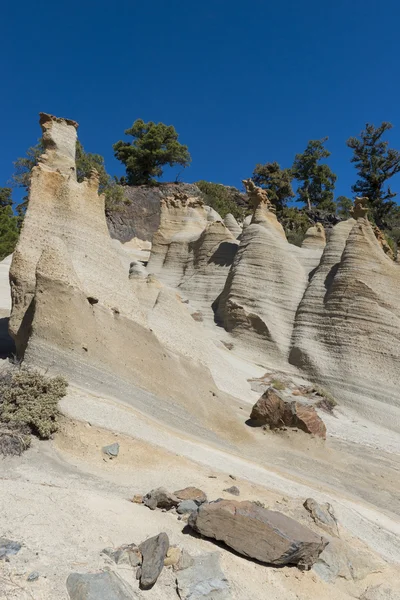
xmin=7 ymin=114 xmax=253 ymax=436
xmin=301 ymin=223 xmax=326 ymax=250
xmin=214 ymin=181 xmax=310 ymax=367
xmin=223 ymin=213 xmax=242 ymax=238
xmin=290 ymin=201 xmax=400 ymax=432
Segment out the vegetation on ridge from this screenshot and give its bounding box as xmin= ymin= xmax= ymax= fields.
xmin=113 ymin=119 xmax=191 ymax=186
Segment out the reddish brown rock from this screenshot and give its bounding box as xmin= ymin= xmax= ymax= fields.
xmin=174 ymin=487 xmax=207 ymax=505
xmin=188 ymin=500 xmax=327 ymax=568
xmin=250 ymin=387 xmax=326 ymax=439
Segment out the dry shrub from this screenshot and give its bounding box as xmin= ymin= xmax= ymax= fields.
xmin=0 ymin=368 xmax=68 ymax=443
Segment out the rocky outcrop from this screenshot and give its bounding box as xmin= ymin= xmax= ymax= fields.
xmin=188 ymin=500 xmax=327 ymax=567
xmin=7 ymin=114 xmax=254 ymax=438
xmin=250 ymin=388 xmax=327 ymax=438
xmin=223 ymin=213 xmax=242 ymax=238
xmin=290 ymin=203 xmax=400 ymax=432
xmin=301 ymin=223 xmax=326 ymax=249
xmin=106 ymin=182 xmax=202 ymax=243
xmin=215 ymin=181 xmax=309 ymax=367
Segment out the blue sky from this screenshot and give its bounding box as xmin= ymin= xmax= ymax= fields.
xmin=2 ymin=0 xmax=400 ymax=204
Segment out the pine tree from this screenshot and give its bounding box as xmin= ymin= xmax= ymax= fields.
xmin=113 ymin=120 xmax=191 ymax=185
xmin=251 ymin=162 xmax=294 ymax=212
xmin=292 ymin=138 xmax=337 ymax=212
xmin=347 ymin=122 xmax=400 ymax=227
xmin=0 ymin=188 xmax=19 ymax=260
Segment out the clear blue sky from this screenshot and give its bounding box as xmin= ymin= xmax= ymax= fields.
xmin=2 ymin=0 xmax=400 ymax=204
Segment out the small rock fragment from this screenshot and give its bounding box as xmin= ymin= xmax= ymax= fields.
xmin=164 ymin=546 xmax=182 ymax=567
xmin=223 ymin=486 xmax=240 ymax=496
xmin=143 ymin=488 xmax=179 ymax=511
xmin=174 ymin=487 xmax=207 ymax=505
xmin=313 ymin=539 xmax=384 ymax=582
xmin=102 ymin=544 xmax=141 ymax=567
xmin=131 ymin=495 xmax=143 ymax=504
xmin=174 ymin=549 xmax=194 ymax=572
xmin=229 ymin=474 xmax=236 ymax=480
xmin=303 ymin=498 xmax=339 ymax=537
xmin=177 ymin=500 xmax=199 ymax=514
xmin=0 ymin=538 xmax=21 ymax=559
xmin=139 ymin=532 xmax=169 ymax=589
xmin=27 ymin=571 xmax=40 ymax=582
xmin=102 ymin=442 xmax=120 ymax=458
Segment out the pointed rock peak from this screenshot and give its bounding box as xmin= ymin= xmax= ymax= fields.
xmin=350 ymin=196 xmax=369 ymax=219
xmin=302 ymin=223 xmax=326 ymax=249
xmin=38 ymin=112 xmax=78 ymax=175
xmin=242 ymin=179 xmax=275 ymax=213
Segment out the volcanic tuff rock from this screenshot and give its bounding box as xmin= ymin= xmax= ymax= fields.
xmin=189 ymin=500 xmax=327 ymax=567
xmin=8 ymin=113 xmax=252 ymax=432
xmin=175 ymin=552 xmax=230 ymax=599
xmin=66 ymin=571 xmax=136 ymax=599
xmin=215 ymin=181 xmax=312 ymax=367
xmin=301 ymin=223 xmax=326 ymax=249
xmin=223 ymin=213 xmax=242 ymax=238
xmin=290 ymin=212 xmax=400 ymax=433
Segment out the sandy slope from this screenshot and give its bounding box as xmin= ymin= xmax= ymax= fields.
xmin=1 ymin=417 xmax=399 ymax=600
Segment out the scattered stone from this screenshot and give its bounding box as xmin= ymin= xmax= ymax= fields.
xmin=189 ymin=500 xmax=327 ymax=568
xmin=223 ymin=485 xmax=240 ymax=496
xmin=174 ymin=487 xmax=207 ymax=505
xmin=229 ymin=474 xmax=236 ymax=480
xmin=303 ymin=498 xmax=339 ymax=537
xmin=131 ymin=495 xmax=143 ymax=504
xmin=164 ymin=546 xmax=182 ymax=567
xmin=143 ymin=487 xmax=179 ymax=511
xmin=0 ymin=538 xmax=21 ymax=559
xmin=208 ymin=475 xmax=217 ymax=479
xmin=102 ymin=544 xmax=141 ymax=567
xmin=176 ymin=552 xmax=230 ymax=599
xmin=174 ymin=549 xmax=194 ymax=572
xmin=177 ymin=500 xmax=199 ymax=514
xmin=250 ymin=388 xmax=326 ymax=439
xmin=313 ymin=539 xmax=384 ymax=582
xmin=27 ymin=571 xmax=40 ymax=582
xmin=139 ymin=532 xmax=169 ymax=589
xmin=102 ymin=442 xmax=120 ymax=458
xmin=66 ymin=570 xmax=135 ymax=599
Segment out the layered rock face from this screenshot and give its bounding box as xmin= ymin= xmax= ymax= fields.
xmin=290 ymin=206 xmax=400 ymax=432
xmin=8 ymin=114 xmax=252 ymax=428
xmin=147 ymin=192 xmax=238 ymax=322
xmin=214 ymin=181 xmax=314 ymax=367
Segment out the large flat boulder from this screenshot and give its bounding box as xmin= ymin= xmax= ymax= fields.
xmin=188 ymin=500 xmax=327 ymax=568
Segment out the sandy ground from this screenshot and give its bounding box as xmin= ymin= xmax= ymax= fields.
xmin=1 ymin=417 xmax=400 ymax=600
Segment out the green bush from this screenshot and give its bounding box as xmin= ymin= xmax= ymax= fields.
xmin=196 ymin=180 xmax=246 ymax=221
xmin=0 ymin=369 xmax=68 ymax=439
xmin=279 ymin=207 xmax=311 ymax=246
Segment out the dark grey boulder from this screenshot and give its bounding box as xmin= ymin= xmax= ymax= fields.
xmin=139 ymin=532 xmax=169 ymax=589
xmin=66 ymin=570 xmax=136 ymax=599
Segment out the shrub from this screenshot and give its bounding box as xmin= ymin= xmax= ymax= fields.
xmin=279 ymin=207 xmax=311 ymax=247
xmin=271 ymin=379 xmax=286 ymax=391
xmin=196 ymin=180 xmax=246 ymax=221
xmin=0 ymin=369 xmax=68 ymax=440
xmin=312 ymin=384 xmax=338 ymax=412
